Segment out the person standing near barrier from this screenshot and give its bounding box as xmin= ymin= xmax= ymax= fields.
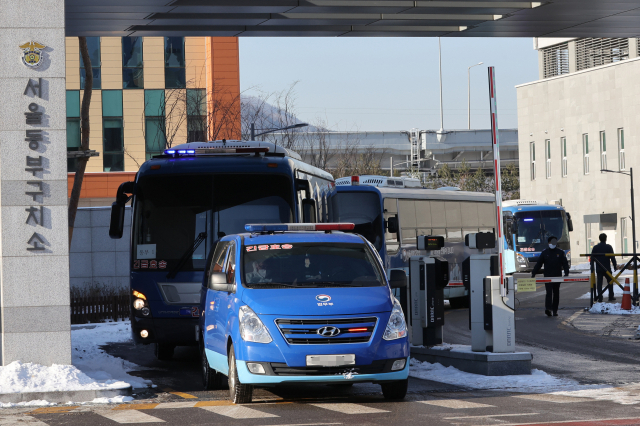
xmin=531 ymin=236 xmax=570 ymax=317
xmin=590 ymin=233 xmax=617 ymax=303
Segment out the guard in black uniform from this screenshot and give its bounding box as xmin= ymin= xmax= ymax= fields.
xmin=590 ymin=233 xmax=617 ymax=302
xmin=531 ymin=236 xmax=570 ymax=317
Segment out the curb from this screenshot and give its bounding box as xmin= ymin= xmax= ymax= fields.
xmin=0 ymin=385 xmax=132 ymax=404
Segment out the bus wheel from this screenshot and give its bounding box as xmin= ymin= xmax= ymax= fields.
xmin=228 ymin=345 xmax=253 ymax=404
xmin=381 ymin=379 xmax=408 ymax=400
xmin=201 ymin=343 xmax=225 ymax=390
xmin=155 ymin=343 xmax=175 ymax=361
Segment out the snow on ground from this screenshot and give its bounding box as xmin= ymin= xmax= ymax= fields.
xmin=71 ymin=321 xmax=151 ymax=390
xmin=589 ymin=302 xmax=640 ymax=315
xmin=409 ymin=358 xmax=588 ymax=393
xmin=0 ymin=400 xmax=56 ymax=408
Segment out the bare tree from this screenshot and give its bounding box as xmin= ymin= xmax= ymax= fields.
xmin=68 ymin=36 xmax=93 ymax=245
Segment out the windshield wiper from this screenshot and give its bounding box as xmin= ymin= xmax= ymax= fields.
xmin=305 ymin=281 xmax=372 ymax=287
xmin=166 ymin=232 xmax=207 ymax=279
xmin=250 ymin=282 xmax=302 ymax=288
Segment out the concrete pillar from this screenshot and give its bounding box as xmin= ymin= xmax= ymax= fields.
xmin=538 ymin=49 xmax=545 ymax=80
xmin=568 ymin=41 xmax=577 ymax=73
xmin=0 ymin=0 xmax=70 ymax=365
xmin=629 ymin=38 xmax=638 ymax=59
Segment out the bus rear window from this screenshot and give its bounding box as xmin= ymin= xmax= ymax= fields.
xmin=330 ymin=192 xmax=383 ymax=250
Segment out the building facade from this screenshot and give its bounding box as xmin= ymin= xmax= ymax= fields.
xmin=65 ymin=36 xmax=240 ymax=205
xmin=518 ymin=37 xmax=640 ymax=262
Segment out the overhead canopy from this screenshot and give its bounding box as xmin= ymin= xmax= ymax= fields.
xmin=65 ymin=0 xmax=640 ymax=37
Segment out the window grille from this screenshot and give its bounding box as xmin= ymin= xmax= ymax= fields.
xmin=542 ymin=43 xmax=569 ymax=78
xmin=576 ymin=38 xmax=629 ymax=71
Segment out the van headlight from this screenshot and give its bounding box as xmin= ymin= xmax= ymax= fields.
xmin=383 ymin=300 xmax=407 ymax=341
xmin=239 ymin=306 xmax=272 ymax=344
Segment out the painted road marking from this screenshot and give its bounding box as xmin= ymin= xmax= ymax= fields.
xmin=200 ymin=405 xmax=279 ymax=419
xmin=154 ymin=402 xmax=198 ymax=409
xmin=30 ymin=406 xmax=79 ymax=414
xmin=113 ymin=403 xmax=159 ymax=410
xmin=310 ymin=403 xmax=389 ymax=414
xmin=515 ymin=394 xmax=587 ymax=403
xmin=161 ymin=387 xmax=198 ymax=399
xmin=254 ymin=424 xmax=342 ymax=426
xmin=100 ymin=409 xmax=166 ymax=423
xmin=194 ymin=400 xmax=235 ymax=407
xmin=562 ymin=311 xmax=583 ymax=327
xmin=494 ymin=417 xmax=640 ymax=426
xmin=420 ymin=399 xmax=495 ymax=409
xmin=0 ymin=416 xmax=49 ymax=426
xmin=445 ymin=413 xmax=540 ymax=420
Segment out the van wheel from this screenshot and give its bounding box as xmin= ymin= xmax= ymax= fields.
xmin=155 ymin=343 xmax=175 ymax=361
xmin=381 ymin=379 xmax=408 ymax=400
xmin=228 ymin=345 xmax=253 ymax=404
xmin=201 ymin=343 xmax=225 ymax=390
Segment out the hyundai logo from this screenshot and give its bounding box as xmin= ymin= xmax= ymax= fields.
xmin=316 ymin=294 xmax=331 ymax=302
xmin=317 ymin=326 xmax=340 ymax=337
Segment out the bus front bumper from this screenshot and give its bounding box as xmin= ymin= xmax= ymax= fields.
xmin=131 ymin=316 xmax=199 ymax=346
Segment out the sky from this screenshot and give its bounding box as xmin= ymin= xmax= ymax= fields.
xmin=239 ymin=37 xmax=539 ymax=132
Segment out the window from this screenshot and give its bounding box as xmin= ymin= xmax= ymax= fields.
xmin=621 ymin=217 xmax=629 ymax=255
xmin=122 ymin=37 xmax=143 ymax=89
xmin=102 ymin=90 xmax=124 ymax=172
xmin=600 ymin=131 xmax=607 ymax=171
xmin=225 ymin=242 xmax=236 ymax=284
xmin=583 ymin=134 xmax=589 ymax=175
xmin=66 ymin=91 xmax=81 ymax=173
xmin=530 ymin=142 xmax=536 ymax=180
xmin=145 ymin=90 xmax=166 ymax=160
xmin=618 ymin=128 xmax=625 ymax=170
xmin=561 ymin=137 xmax=567 ymax=177
xmin=545 ymin=139 xmax=551 ymax=179
xmin=542 ymin=42 xmax=569 ymax=78
xmin=187 ymin=89 xmax=207 ymax=142
xmin=80 ymin=37 xmax=101 ymax=89
xmin=576 ymin=38 xmax=630 ymax=71
xmin=164 ymin=37 xmax=185 ymax=88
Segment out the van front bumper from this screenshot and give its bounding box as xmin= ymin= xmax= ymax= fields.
xmin=236 ymin=356 xmax=410 ymax=385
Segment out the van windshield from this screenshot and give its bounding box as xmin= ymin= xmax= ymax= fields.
xmin=243 ymin=243 xmax=385 ymax=288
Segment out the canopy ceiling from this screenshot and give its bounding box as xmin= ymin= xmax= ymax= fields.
xmin=65 ymin=0 xmax=640 ymax=38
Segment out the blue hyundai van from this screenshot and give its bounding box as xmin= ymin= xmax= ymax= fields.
xmin=199 ymin=223 xmax=409 ymax=403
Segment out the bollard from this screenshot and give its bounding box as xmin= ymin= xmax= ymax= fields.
xmin=622 ymin=278 xmax=632 ymax=311
xmin=590 ymin=272 xmax=596 ymax=307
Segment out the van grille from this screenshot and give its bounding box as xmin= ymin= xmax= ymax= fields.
xmin=270 ymin=361 xmax=386 ymax=376
xmin=275 ymin=317 xmax=377 ymax=345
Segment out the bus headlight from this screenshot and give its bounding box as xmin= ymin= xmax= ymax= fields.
xmin=517 ymin=253 xmax=526 ymax=264
xmin=239 ymin=306 xmax=272 ymax=344
xmin=133 ymin=299 xmax=145 ymax=310
xmin=383 ymin=300 xmax=407 ymax=341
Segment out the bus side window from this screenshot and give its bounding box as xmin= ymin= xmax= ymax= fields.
xmin=384 ymin=198 xmax=399 ymax=255
xmin=399 ymin=199 xmax=417 ymax=246
xmin=225 ymin=242 xmax=236 ymax=284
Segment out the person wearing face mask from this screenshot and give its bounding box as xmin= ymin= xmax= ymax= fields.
xmin=590 ymin=233 xmax=617 ymax=303
xmin=531 ymin=236 xmax=570 ymax=317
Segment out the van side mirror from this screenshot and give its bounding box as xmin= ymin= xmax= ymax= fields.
xmin=567 ymin=213 xmax=574 ymax=232
xmin=388 ymin=269 xmax=406 ymax=289
xmin=209 ymin=272 xmax=234 ymax=292
xmin=386 ymin=215 xmax=399 ymax=234
xmin=109 ymin=181 xmax=134 ymax=239
xmin=302 ymin=199 xmax=317 ymax=223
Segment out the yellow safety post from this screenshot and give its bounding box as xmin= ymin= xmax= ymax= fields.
xmin=590 ymin=272 xmax=596 ymax=307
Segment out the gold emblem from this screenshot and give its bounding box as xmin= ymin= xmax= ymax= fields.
xmin=19 ymin=41 xmax=46 ymax=68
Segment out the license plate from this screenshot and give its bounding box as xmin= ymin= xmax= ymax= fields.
xmin=306 ymin=354 xmax=355 ymax=367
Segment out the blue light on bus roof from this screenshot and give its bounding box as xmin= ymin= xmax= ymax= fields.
xmin=164 ymin=148 xmax=196 ymax=156
xmin=166 ymin=150 xmax=175 ymax=154
xmin=523 ymin=218 xmax=534 ymax=222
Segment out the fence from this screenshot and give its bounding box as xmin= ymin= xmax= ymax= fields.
xmin=71 ymin=295 xmax=130 ymax=324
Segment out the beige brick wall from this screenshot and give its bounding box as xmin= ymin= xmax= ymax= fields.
xmin=186 ymin=37 xmax=207 ymax=89
xmin=101 ymin=37 xmax=122 ymax=90
xmin=144 ymin=37 xmax=165 ymax=89
xmin=65 ymin=37 xmax=80 ymax=90
xmin=83 ymin=90 xmax=104 ymax=172
xmin=123 ymin=90 xmax=145 ymax=171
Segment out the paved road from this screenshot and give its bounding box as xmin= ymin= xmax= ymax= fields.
xmin=2 ymin=280 xmax=640 ymax=425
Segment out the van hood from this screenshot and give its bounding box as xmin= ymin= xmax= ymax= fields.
xmin=241 ymin=286 xmax=393 ymax=316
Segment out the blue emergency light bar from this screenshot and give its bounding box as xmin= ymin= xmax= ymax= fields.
xmin=164 ymin=149 xmax=195 ymax=156
xmin=245 ymin=223 xmax=355 ymax=232
xmin=523 ymin=218 xmax=534 ymax=222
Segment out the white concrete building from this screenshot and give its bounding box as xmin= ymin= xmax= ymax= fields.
xmin=517 ymin=37 xmax=640 ymax=262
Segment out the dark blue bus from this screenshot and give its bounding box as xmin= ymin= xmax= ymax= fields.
xmin=109 ymin=140 xmax=333 ymax=359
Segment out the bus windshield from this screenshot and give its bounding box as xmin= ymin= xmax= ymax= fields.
xmin=243 ymin=243 xmax=385 ymax=288
xmin=133 ymin=173 xmax=293 ymax=272
xmin=515 ymin=210 xmax=568 ymax=252
xmin=330 ymin=192 xmax=383 ymax=251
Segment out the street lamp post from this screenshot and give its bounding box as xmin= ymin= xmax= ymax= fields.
xmin=467 ymin=62 xmax=483 ymax=130
xmin=601 ymin=167 xmax=637 ymax=304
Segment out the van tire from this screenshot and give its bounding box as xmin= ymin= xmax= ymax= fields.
xmin=155 ymin=343 xmax=175 ymax=361
xmin=201 ymin=343 xmax=225 ymax=390
xmin=381 ymin=379 xmax=408 ymax=400
xmin=228 ymin=345 xmax=253 ymax=403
